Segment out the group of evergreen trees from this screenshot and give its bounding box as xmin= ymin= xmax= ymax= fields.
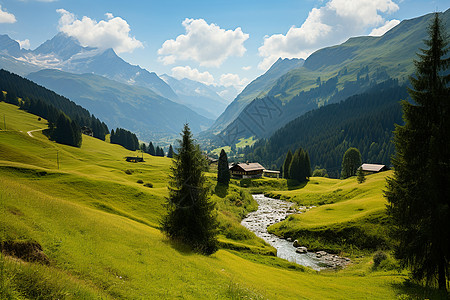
xmin=110 ymin=128 xmax=139 ymax=151
xmin=0 ymin=70 xmax=109 ymax=140
xmin=243 ymin=80 xmax=407 ymax=178
xmin=52 ymin=113 xmax=82 ymax=147
xmin=282 ymin=148 xmax=311 ymax=182
xmin=2 ymin=89 xmax=84 ymax=147
xmin=146 ymin=142 xmax=164 ymax=157
xmin=144 ymin=142 xmax=174 ymax=158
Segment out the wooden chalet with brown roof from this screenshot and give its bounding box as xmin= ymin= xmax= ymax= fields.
xmin=229 ymin=162 xmax=265 ymax=179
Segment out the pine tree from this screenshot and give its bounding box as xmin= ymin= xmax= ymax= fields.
xmin=148 ymin=142 xmax=155 ymax=156
xmin=167 ymin=144 xmax=174 ymax=158
xmin=288 ymin=148 xmax=310 ymax=183
xmin=217 ymin=149 xmax=230 ymax=186
xmin=161 ymin=124 xmax=218 ymax=255
xmin=356 ymin=167 xmax=366 ymax=184
xmin=283 ymin=150 xmax=293 ymax=179
xmin=341 ymin=147 xmax=361 ymax=178
xmin=386 ymin=13 xmax=449 ymax=291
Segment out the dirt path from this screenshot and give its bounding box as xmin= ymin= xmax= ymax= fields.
xmin=27 ymin=128 xmax=46 ymax=137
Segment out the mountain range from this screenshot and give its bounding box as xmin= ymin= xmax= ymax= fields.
xmin=27 ymin=69 xmax=212 ymax=143
xmin=0 ymin=32 xmax=231 ymax=142
xmin=207 ymin=9 xmax=450 ymax=146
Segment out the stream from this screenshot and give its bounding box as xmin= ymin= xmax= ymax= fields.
xmin=241 ymin=194 xmax=350 ymax=271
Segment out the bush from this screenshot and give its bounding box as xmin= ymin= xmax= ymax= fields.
xmin=143 ymin=183 xmax=153 ymax=188
xmin=373 ymin=251 xmax=388 ymax=268
xmin=136 ymin=180 xmax=144 ymax=184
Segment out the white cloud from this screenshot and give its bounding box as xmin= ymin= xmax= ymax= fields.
xmin=171 ymin=66 xmax=215 ymax=86
xmin=258 ymin=0 xmax=399 ymax=70
xmin=17 ymin=39 xmax=31 ymax=49
xmin=220 ymin=73 xmax=249 ymax=92
xmin=56 ymin=9 xmax=143 ymax=53
xmin=242 ymin=66 xmax=252 ymax=71
xmin=0 ymin=5 xmax=16 ymax=23
xmin=158 ymin=18 xmax=249 ymax=67
xmin=369 ymin=19 xmax=400 ymax=36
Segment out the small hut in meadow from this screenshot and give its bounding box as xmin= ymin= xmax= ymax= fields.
xmin=360 ymin=163 xmax=389 ymax=174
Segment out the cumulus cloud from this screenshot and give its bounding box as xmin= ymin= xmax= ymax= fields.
xmin=220 ymin=73 xmax=249 ymax=92
xmin=369 ymin=19 xmax=400 ymax=36
xmin=17 ymin=39 xmax=31 ymax=49
xmin=56 ymin=9 xmax=143 ymax=53
xmin=171 ymin=66 xmax=215 ymax=86
xmin=158 ymin=18 xmax=249 ymax=67
xmin=242 ymin=66 xmax=252 ymax=71
xmin=0 ymin=5 xmax=16 ymax=23
xmin=258 ymin=0 xmax=399 ymax=70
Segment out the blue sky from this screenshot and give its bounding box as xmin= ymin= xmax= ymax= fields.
xmin=0 ymin=0 xmax=448 ymax=95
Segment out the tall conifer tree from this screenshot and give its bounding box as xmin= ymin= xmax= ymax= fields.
xmin=161 ymin=124 xmax=218 ymax=255
xmin=386 ymin=13 xmax=449 ymax=291
xmin=283 ymin=150 xmax=293 ymax=179
xmin=217 ymin=149 xmax=230 ymax=186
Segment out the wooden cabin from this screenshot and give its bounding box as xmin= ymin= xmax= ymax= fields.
xmin=263 ymin=169 xmax=280 ymax=179
xmin=360 ymin=163 xmax=389 ymax=174
xmin=229 ymin=162 xmax=265 ymax=179
xmin=125 ymin=156 xmax=144 ymax=163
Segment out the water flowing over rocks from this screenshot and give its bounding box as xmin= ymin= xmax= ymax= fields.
xmin=241 ymin=194 xmax=351 ymax=270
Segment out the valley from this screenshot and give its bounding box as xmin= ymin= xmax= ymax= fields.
xmin=0 ymin=4 xmax=449 ymax=299
xmin=0 ymin=101 xmax=438 ymax=299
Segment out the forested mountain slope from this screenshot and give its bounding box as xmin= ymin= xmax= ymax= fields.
xmin=243 ymin=80 xmax=408 ymax=178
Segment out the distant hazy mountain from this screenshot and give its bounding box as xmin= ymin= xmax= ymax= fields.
xmin=160 ymin=74 xmax=229 ymax=119
xmin=0 ymin=33 xmax=178 ymax=100
xmin=205 ymin=58 xmax=305 ymax=135
xmin=211 ymin=10 xmax=450 ymax=145
xmin=27 ymin=69 xmax=213 ymax=142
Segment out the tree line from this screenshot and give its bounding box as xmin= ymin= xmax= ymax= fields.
xmin=0 ymin=69 xmax=109 ymax=140
xmin=243 ymin=80 xmax=408 ymax=178
xmin=282 ymin=148 xmax=311 ymax=182
xmin=1 ymin=89 xmax=83 ymax=147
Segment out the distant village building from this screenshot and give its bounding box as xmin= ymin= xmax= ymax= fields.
xmin=360 ymin=163 xmax=389 ymax=174
xmin=205 ymin=156 xmax=218 ymax=165
xmin=229 ymin=162 xmax=265 ymax=179
xmin=263 ymin=169 xmax=280 ymax=179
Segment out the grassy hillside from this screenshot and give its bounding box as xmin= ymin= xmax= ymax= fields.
xmin=1 ymin=102 xmax=438 ymax=299
xmin=266 ymin=172 xmax=393 ymax=254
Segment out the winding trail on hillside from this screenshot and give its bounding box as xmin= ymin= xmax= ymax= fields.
xmin=27 ymin=128 xmax=46 ymax=137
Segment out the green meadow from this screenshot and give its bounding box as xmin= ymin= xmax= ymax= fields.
xmin=0 ymin=102 xmax=435 ymax=299
xmin=266 ymin=173 xmax=393 ymax=254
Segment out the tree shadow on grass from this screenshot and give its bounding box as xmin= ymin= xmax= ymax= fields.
xmin=162 ymin=237 xmax=195 ymax=256
xmin=286 ymin=179 xmax=308 ymax=190
xmin=214 ymin=183 xmax=228 ymax=198
xmin=391 ymin=279 xmax=449 ymax=300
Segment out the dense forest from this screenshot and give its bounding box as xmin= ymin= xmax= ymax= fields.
xmin=1 ymin=90 xmax=83 ymax=147
xmin=110 ymin=128 xmax=139 ymax=151
xmin=243 ymin=80 xmax=408 ymax=178
xmin=0 ymin=69 xmax=109 ymax=140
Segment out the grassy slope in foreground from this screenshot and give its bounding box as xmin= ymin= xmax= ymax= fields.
xmin=267 ymin=172 xmax=393 ymax=254
xmin=0 ymin=102 xmax=411 ymax=298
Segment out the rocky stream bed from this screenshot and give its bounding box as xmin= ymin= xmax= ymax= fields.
xmin=241 ymin=194 xmax=351 ymax=271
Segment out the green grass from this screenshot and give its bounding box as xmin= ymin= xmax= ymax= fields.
xmin=0 ymin=102 xmax=442 ymax=299
xmin=267 ymin=173 xmax=394 ymax=254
